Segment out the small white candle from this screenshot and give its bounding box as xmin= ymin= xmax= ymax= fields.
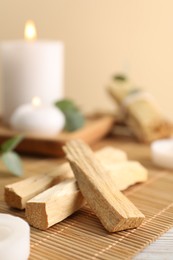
xmin=10 ymin=97 xmax=65 ymax=136
xmin=0 ymin=214 xmax=30 ymax=260
xmin=151 ymin=138 xmax=173 ymax=169
xmin=0 ymin=20 xmax=64 ymax=122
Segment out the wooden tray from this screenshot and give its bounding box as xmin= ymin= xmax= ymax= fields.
xmin=0 ymin=115 xmax=115 ymax=157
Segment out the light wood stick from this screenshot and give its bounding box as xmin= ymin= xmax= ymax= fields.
xmin=4 ymin=162 xmax=72 ymax=209
xmin=63 ymin=140 xmax=145 ymax=232
xmin=26 ymin=179 xmax=85 ymax=230
xmin=108 ymin=79 xmax=172 ymax=142
xmin=95 ymin=146 xmax=127 ymax=163
xmin=105 ymin=161 xmax=148 ymax=190
xmin=5 ymin=146 xmax=127 ymax=209
xmin=26 ymin=160 xmax=147 ymax=230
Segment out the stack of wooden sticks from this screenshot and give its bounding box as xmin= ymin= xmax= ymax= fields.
xmin=5 ymin=140 xmax=148 ymax=232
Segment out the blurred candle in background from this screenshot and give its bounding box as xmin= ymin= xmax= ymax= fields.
xmin=0 ymin=20 xmax=64 ymax=122
xmin=10 ymin=96 xmax=65 ymax=136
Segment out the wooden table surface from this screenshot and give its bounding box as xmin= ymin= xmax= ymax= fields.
xmin=0 ymin=136 xmax=173 ymax=259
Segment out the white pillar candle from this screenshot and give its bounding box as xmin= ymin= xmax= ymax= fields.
xmin=10 ymin=97 xmax=65 ymax=136
xmin=0 ymin=21 xmax=64 ymax=122
xmin=151 ymin=138 xmax=173 ymax=169
xmin=0 ymin=214 xmax=30 ymax=260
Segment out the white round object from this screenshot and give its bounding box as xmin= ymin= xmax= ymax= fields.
xmin=0 ymin=214 xmax=30 ymax=260
xmin=10 ymin=104 xmax=65 ymax=136
xmin=1 ymin=41 xmax=64 ymax=122
xmin=151 ymin=138 xmax=173 ymax=169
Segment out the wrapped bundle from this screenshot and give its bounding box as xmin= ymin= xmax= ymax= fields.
xmin=108 ymin=74 xmax=172 ymax=142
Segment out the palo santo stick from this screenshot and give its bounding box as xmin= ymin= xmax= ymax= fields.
xmin=4 ymin=163 xmax=72 ymax=210
xmin=108 ymin=78 xmax=172 ymax=142
xmin=95 ymin=146 xmax=127 ymax=164
xmin=64 ymin=140 xmax=145 ymax=232
xmin=105 ymin=161 xmax=148 ymax=191
xmin=26 ymin=160 xmax=147 ymax=230
xmin=5 ymin=146 xmax=127 ymax=209
xmin=26 ymin=179 xmax=85 ymax=230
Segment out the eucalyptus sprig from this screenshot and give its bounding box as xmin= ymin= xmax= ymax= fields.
xmin=113 ymin=74 xmax=127 ymax=81
xmin=0 ymin=135 xmax=24 ymax=176
xmin=55 ymin=99 xmax=85 ymax=132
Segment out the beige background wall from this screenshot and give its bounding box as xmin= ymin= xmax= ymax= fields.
xmin=0 ymin=0 xmax=173 ymax=119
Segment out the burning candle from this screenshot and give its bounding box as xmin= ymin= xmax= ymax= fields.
xmin=10 ymin=96 xmax=65 ymax=136
xmin=0 ymin=20 xmax=64 ymax=122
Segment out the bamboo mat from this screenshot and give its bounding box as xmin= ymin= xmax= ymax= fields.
xmin=0 ymin=137 xmax=173 ymax=260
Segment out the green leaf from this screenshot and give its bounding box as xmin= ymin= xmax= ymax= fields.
xmin=55 ymin=99 xmax=77 ymax=111
xmin=113 ymin=74 xmax=127 ymax=81
xmin=1 ymin=151 xmax=23 ymax=176
xmin=64 ymin=109 xmax=85 ymax=131
xmin=55 ymin=99 xmax=85 ymax=132
xmin=1 ymin=135 xmax=24 ymax=153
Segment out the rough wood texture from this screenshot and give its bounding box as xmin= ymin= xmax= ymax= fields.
xmin=25 ymin=160 xmax=147 ymax=230
xmin=4 ymin=146 xmax=127 ymax=209
xmin=26 ymin=179 xmax=85 ymax=230
xmin=4 ymin=162 xmax=72 ymax=209
xmin=0 ymin=115 xmax=115 ymax=157
xmin=64 ymin=139 xmax=145 ymax=232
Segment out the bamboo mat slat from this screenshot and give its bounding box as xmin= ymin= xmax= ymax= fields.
xmin=134 ymin=228 xmax=173 ymax=260
xmin=0 ymin=138 xmax=173 ymax=260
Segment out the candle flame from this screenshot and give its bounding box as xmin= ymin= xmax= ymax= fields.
xmin=24 ymin=20 xmax=37 ymax=40
xmin=32 ymin=97 xmax=41 ymax=107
